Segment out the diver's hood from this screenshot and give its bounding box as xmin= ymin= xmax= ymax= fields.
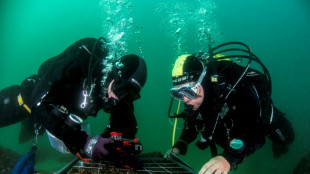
xmin=101 ymin=54 xmax=147 ymax=113
xmin=110 ymin=54 xmax=147 ymax=101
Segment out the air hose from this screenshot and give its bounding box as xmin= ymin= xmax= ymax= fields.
xmin=172 ymin=100 xmax=182 ymax=146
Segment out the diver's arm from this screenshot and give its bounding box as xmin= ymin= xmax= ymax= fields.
xmin=32 ymin=103 xmax=88 ymax=153
xmin=221 ymin=85 xmax=266 ymax=168
xmin=221 ymin=127 xmax=265 ymax=167
xmin=102 ymin=100 xmax=137 ymax=139
xmin=202 ymin=118 xmax=265 ymax=173
xmin=172 ymin=121 xmax=199 ymax=155
xmin=222 ymin=102 xmax=266 ymax=167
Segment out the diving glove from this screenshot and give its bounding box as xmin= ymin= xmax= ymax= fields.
xmin=83 ymin=135 xmax=114 ymax=161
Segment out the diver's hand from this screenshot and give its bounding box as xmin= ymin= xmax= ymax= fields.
xmin=198 ymin=156 xmax=230 ymax=174
xmin=164 ymin=148 xmax=180 ymax=158
xmin=83 ymin=135 xmax=114 ymax=161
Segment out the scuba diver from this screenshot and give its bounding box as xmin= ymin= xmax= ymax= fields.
xmin=0 ymin=37 xmax=147 ymax=161
xmin=166 ymin=42 xmax=294 ymax=174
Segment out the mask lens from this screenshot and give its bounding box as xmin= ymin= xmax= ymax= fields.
xmin=170 ymin=84 xmax=197 ymax=101
xmin=181 ymin=88 xmax=196 ymax=99
xmin=170 ymin=89 xmax=184 ymax=100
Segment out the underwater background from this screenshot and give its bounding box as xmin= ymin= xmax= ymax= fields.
xmin=0 ymin=0 xmax=310 ymax=173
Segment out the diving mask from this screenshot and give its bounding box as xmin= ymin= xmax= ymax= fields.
xmin=170 ymin=65 xmax=207 ymax=101
xmin=170 ymin=82 xmax=200 ymax=100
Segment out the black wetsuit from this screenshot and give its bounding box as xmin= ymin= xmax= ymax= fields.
xmin=0 ymin=38 xmax=138 ymax=154
xmin=173 ymin=61 xmax=294 ymax=167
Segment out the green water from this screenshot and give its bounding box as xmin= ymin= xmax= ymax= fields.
xmin=1 ymin=0 xmax=310 ymax=173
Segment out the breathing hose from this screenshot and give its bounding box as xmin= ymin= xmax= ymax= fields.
xmin=172 ymin=100 xmax=182 ymax=146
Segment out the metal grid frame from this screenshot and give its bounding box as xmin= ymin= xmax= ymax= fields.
xmin=68 ymin=158 xmax=197 ymax=174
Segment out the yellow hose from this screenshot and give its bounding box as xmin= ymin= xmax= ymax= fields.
xmin=172 ymin=100 xmax=182 ymax=146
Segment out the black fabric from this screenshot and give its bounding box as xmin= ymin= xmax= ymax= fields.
xmin=172 ymin=72 xmax=202 ymax=86
xmin=173 ymin=140 xmax=189 ymax=155
xmin=38 ymin=38 xmax=107 ymax=83
xmin=20 ymin=75 xmax=41 ymax=105
xmin=33 ymin=38 xmax=141 ymax=153
xmin=112 ymin=54 xmax=147 ymax=97
xmin=102 ymin=100 xmax=137 ymax=139
xmin=183 ymin=55 xmax=203 ymax=74
xmin=0 ymin=38 xmax=105 ymax=152
xmin=172 ymin=55 xmax=203 ymax=86
xmin=28 ymin=38 xmax=108 ymax=152
xmin=173 ymin=61 xmax=294 ymax=167
xmin=127 ymin=55 xmax=147 ymax=91
xmin=45 ymin=72 xmax=101 ymax=118
xmin=116 ymin=54 xmax=139 ymax=80
xmin=112 ymin=79 xmax=141 ymax=102
xmin=0 ymin=37 xmax=142 ymax=156
xmin=266 ymin=107 xmax=295 ymax=144
xmin=0 ymin=75 xmax=40 ymax=128
xmin=0 ymin=75 xmax=43 ymax=143
xmin=32 ymin=104 xmax=88 ymax=153
xmin=34 ymin=39 xmax=142 ymax=153
xmin=266 ymin=107 xmax=295 ymax=158
xmin=0 ymin=85 xmax=27 ymax=127
xmin=31 ymin=38 xmax=107 ymax=109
